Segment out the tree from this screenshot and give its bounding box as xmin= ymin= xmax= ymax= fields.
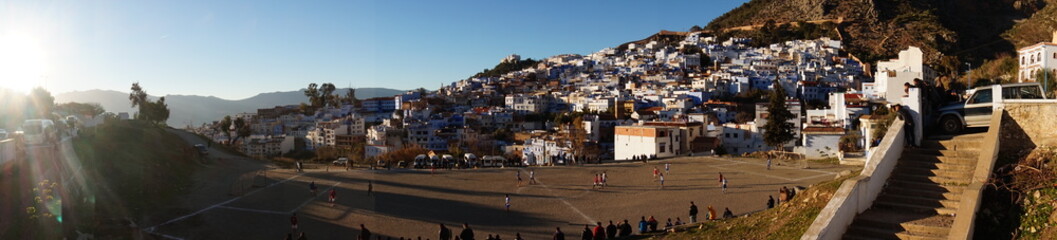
xmin=344 ymin=88 xmax=359 ymax=106
xmin=28 ymin=87 xmax=55 ymax=119
xmin=218 ymin=116 xmax=232 ymax=144
xmin=231 ymin=117 xmax=250 ymax=145
xmin=763 ymin=80 xmax=796 ymax=151
xmin=304 ymin=83 xmax=320 ymax=111
xmin=320 ymin=83 xmax=337 ymax=107
xmin=1034 ymin=68 xmax=1057 ymax=98
xmin=128 ymin=83 xmax=170 ymax=125
xmin=55 ymin=102 xmax=105 ymax=117
xmin=689 ymin=25 xmax=703 ymax=32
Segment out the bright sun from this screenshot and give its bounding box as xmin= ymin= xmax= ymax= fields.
xmin=0 ymin=34 xmax=48 ymax=93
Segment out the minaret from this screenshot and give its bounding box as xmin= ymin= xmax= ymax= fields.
xmin=1052 ymin=30 xmax=1057 ymax=43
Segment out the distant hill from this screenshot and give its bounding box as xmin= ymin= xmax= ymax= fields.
xmin=699 ymin=0 xmax=1046 ymax=76
xmin=54 ymin=87 xmax=405 ymax=127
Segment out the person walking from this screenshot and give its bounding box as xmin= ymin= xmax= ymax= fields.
xmin=605 ymin=221 xmax=617 ymax=239
xmin=505 ymin=194 xmax=511 ymax=212
xmin=580 ymin=225 xmax=592 ymax=240
xmin=601 ymin=171 xmax=607 ymax=187
xmin=290 ymin=213 xmax=299 ymax=232
xmin=529 ymin=170 xmax=537 ymax=185
xmin=721 ymin=177 xmax=728 ymax=194
xmin=439 ymin=224 xmax=452 ymax=240
xmin=460 ymin=223 xmax=475 ymax=240
xmin=689 ymin=201 xmax=699 ymax=223
xmin=329 ymin=188 xmax=337 ymax=207
xmin=367 ymin=181 xmax=374 ymax=196
xmin=664 ymin=163 xmax=670 ymax=175
xmin=766 ymin=156 xmax=772 ymax=170
xmin=358 ymin=224 xmax=372 ymax=240
xmin=552 ymin=227 xmax=565 ymax=240
xmin=658 ymin=173 xmax=665 ymax=189
xmin=516 ymin=171 xmax=523 ymax=187
xmin=653 ymin=167 xmax=659 ymax=179
xmin=718 ymin=172 xmax=724 ymax=188
xmin=592 ymin=222 xmax=605 ymax=240
xmin=309 ymin=181 xmax=318 ymax=196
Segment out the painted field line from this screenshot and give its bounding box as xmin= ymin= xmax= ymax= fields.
xmin=146 ymin=172 xmax=305 ymax=231
xmin=520 ymin=169 xmax=597 ymax=224
xmin=216 ymin=205 xmax=290 ymax=215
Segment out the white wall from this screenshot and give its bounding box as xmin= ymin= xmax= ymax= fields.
xmin=803 ymin=134 xmax=841 ymax=159
xmin=802 ymin=119 xmax=906 ymax=240
xmin=615 ymin=134 xmax=659 ymax=160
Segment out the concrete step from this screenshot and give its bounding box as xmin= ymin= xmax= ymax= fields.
xmin=851 ymin=209 xmax=955 ymax=232
xmin=873 ymin=199 xmax=958 ymax=215
xmin=903 ymin=148 xmax=980 ymax=158
xmin=920 ymin=139 xmax=981 ymax=151
xmin=844 ymin=225 xmax=949 ymax=240
xmin=897 ymin=167 xmax=973 ymax=179
xmin=897 ymin=160 xmax=976 ymax=171
xmin=877 ymin=194 xmax=962 ymax=208
xmin=890 ymin=172 xmax=971 ymax=185
xmin=883 ymin=186 xmax=964 ymax=200
xmin=900 ymin=155 xmax=977 ymax=165
xmin=886 ymin=179 xmax=967 ymax=195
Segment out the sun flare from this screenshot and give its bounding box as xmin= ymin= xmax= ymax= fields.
xmin=0 ymin=34 xmax=48 ymax=93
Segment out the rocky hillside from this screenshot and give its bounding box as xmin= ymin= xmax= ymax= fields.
xmin=705 ymin=0 xmax=1047 ymax=76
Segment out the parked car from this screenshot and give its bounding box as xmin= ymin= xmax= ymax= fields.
xmin=332 ymin=157 xmax=349 ymax=166
xmin=937 ymin=83 xmax=1049 ymax=133
xmin=194 ymin=144 xmax=208 ymax=155
xmin=21 ymin=119 xmax=58 ymax=145
xmin=397 ymin=161 xmax=408 ymax=168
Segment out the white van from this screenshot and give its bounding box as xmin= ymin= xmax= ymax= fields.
xmin=22 ymin=119 xmax=58 ymax=145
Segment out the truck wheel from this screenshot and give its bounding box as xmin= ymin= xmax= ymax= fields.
xmin=940 ymin=116 xmax=963 ymax=134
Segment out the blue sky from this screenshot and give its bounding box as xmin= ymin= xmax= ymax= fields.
xmin=0 ymin=0 xmax=748 ymax=100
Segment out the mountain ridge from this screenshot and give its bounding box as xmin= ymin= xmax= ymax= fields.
xmin=54 ymin=87 xmax=405 ymax=127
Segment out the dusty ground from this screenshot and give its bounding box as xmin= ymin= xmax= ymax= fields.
xmin=146 ymin=151 xmax=857 ymax=239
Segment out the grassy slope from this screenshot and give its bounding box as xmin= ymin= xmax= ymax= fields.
xmin=72 ymin=120 xmax=198 ymax=221
xmin=659 ymin=171 xmax=858 ymax=239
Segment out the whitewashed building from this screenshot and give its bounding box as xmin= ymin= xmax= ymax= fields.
xmin=614 ymin=125 xmax=681 ymax=160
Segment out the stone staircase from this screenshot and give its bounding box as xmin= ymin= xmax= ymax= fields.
xmin=843 ymin=133 xmax=983 ymax=240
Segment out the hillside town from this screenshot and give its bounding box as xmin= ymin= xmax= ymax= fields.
xmin=190 ymin=33 xmax=948 ymax=167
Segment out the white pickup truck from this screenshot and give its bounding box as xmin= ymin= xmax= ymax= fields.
xmin=936 ymin=83 xmax=1050 ymax=133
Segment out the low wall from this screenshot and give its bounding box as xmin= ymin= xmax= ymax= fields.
xmin=0 ymin=139 xmax=14 ymax=166
xmin=948 ymin=109 xmax=1003 ymax=240
xmin=1001 ymin=103 xmax=1057 ymax=150
xmin=801 ymin=119 xmax=906 ymax=240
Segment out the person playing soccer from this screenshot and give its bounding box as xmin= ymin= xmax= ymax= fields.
xmin=504 ymin=194 xmax=511 ymax=212
xmin=529 ymin=170 xmax=537 ymax=185
xmin=516 ymin=171 xmax=523 ymax=187
xmin=329 ymin=188 xmax=337 ymax=206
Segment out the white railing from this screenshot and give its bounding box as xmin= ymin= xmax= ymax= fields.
xmin=801 ymin=118 xmax=906 ymax=240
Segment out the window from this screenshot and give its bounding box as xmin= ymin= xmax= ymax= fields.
xmin=659 ymin=143 xmax=666 ymax=153
xmin=1003 ymin=86 xmax=1044 ymax=99
xmin=968 ymin=89 xmax=993 ymax=104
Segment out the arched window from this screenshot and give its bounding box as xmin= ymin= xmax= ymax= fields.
xmin=1039 ymin=53 xmax=1043 ymax=62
